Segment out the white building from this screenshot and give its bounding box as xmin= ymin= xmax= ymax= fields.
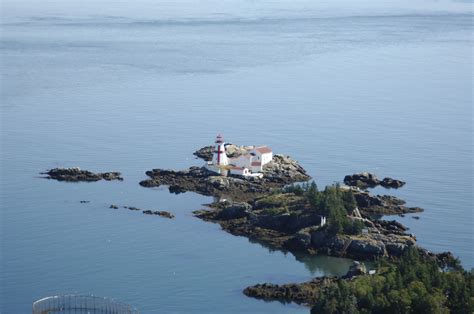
xmin=250 ymin=146 xmax=273 ymax=165
xmin=204 ymin=134 xmax=273 ymax=178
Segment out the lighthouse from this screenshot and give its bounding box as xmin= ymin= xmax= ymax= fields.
xmin=203 ymin=134 xmax=271 ymax=178
xmin=213 ymin=134 xmax=228 ymax=166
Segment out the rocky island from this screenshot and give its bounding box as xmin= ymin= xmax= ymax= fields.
xmin=42 ymin=167 xmax=123 ymax=182
xmin=137 ymin=137 xmax=471 ymax=312
xmin=194 ymin=183 xmax=422 ymax=261
xmin=344 ymin=172 xmax=406 ymax=189
xmin=140 ymin=140 xmax=310 ymax=200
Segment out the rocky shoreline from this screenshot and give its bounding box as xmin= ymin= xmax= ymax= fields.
xmin=139 ymin=153 xmax=311 ymax=200
xmin=350 ymin=188 xmax=423 ymax=215
xmin=194 ymin=194 xmax=420 ymax=261
xmin=42 ymin=167 xmax=123 ymax=182
xmin=242 ymin=247 xmax=459 ymax=308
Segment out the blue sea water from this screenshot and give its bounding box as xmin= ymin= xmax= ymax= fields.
xmin=1 ymin=0 xmax=472 ymax=313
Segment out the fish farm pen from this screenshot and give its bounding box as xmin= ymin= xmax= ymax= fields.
xmin=32 ymin=295 xmax=139 ymax=314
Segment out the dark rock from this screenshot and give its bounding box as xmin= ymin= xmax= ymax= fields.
xmin=376 ymin=220 xmax=409 ymax=232
xmin=344 ymin=172 xmax=405 ymax=189
xmin=353 ymin=190 xmax=423 ymax=215
xmin=344 ymin=172 xmax=380 ymax=189
xmin=353 ymin=191 xmax=384 ymax=207
xmin=380 ymin=177 xmax=406 ymax=188
xmin=193 ymin=146 xmax=214 ymax=161
xmin=142 ymin=210 xmax=175 ymax=219
xmin=169 ymin=185 xmax=187 ymax=194
xmin=412 ymin=216 xmax=420 ymax=220
xmin=284 ymin=230 xmax=313 ymax=251
xmin=310 ymin=229 xmax=331 ymax=248
xmin=243 ymin=277 xmax=334 ymax=305
xmin=80 ymin=200 xmax=90 ymax=203
xmin=385 ymin=242 xmax=410 ymax=256
xmin=249 ymin=211 xmax=324 ymax=234
xmin=125 ymin=206 xmax=141 ymax=211
xmin=42 ymin=167 xmax=123 ymax=182
xmin=217 ymin=202 xmax=252 ymax=220
xmin=348 ymin=239 xmax=386 ymax=257
xmin=109 ymin=204 xmax=119 ymax=209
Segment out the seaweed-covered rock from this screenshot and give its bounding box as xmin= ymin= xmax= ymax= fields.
xmin=42 ymin=167 xmax=123 ymax=182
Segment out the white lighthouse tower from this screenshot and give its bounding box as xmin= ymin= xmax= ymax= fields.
xmin=213 ymin=134 xmax=228 ymax=166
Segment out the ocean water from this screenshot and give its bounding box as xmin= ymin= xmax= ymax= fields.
xmin=1 ymin=0 xmax=472 ymax=313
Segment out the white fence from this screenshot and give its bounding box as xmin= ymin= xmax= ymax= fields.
xmin=32 ymin=295 xmax=139 ymax=314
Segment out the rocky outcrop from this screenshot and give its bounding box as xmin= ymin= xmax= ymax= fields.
xmin=352 ymin=190 xmax=423 ymax=215
xmin=344 ymin=172 xmax=405 ymax=189
xmin=307 ymin=220 xmax=416 ymax=260
xmin=243 ymin=277 xmax=335 ymax=305
xmin=216 ymin=202 xmax=252 ymax=220
xmin=142 ymin=210 xmax=175 ymax=219
xmin=124 ymin=206 xmax=141 ymax=211
xmin=261 ymin=155 xmax=311 ymax=184
xmin=194 ymin=196 xmax=417 ymax=261
xmin=110 ymin=205 xmax=175 ymax=219
xmin=139 ymin=155 xmax=310 ymax=199
xmin=42 ymin=168 xmax=123 ymax=182
xmin=243 ymin=261 xmax=369 ymax=305
xmin=381 ymin=177 xmax=406 ymax=189
xmin=250 ymin=211 xmax=323 ymax=234
xmin=344 ymin=172 xmax=380 ymax=189
xmin=193 ymin=146 xmax=214 ymax=161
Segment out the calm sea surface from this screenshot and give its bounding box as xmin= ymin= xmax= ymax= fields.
xmin=1 ymin=0 xmax=472 ymax=313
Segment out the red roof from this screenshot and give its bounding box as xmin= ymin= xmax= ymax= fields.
xmin=251 ymin=162 xmax=262 ymax=166
xmin=254 ymin=146 xmax=272 ymax=154
xmin=228 ymin=166 xmax=244 ymax=170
